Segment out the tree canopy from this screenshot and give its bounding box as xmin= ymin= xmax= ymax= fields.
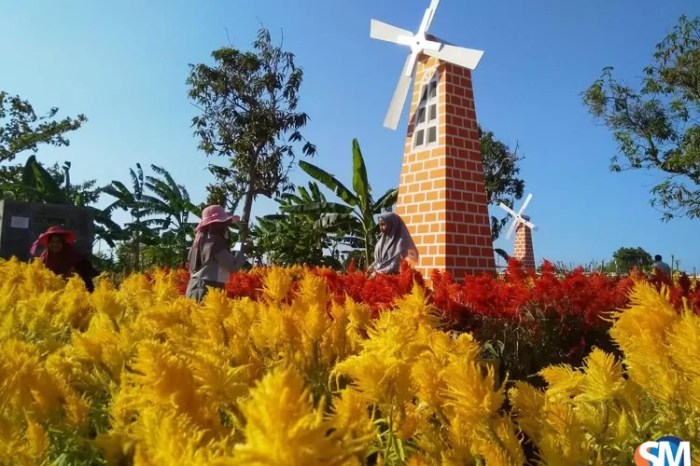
xmin=608 ymin=246 xmax=654 ymax=274
xmin=583 ymin=15 xmax=700 ymax=220
xmin=0 ymin=91 xmax=86 ymax=163
xmin=187 ymin=28 xmax=316 ymax=241
xmin=480 ymin=126 xmax=526 ymax=239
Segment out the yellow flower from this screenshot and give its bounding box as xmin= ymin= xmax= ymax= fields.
xmin=392 ymin=284 xmax=439 ymax=329
xmin=330 ymin=388 xmax=376 ymax=451
xmin=536 ymin=403 xmax=590 ymax=465
xmin=296 ymin=272 xmax=331 ymax=307
xmin=127 ymin=341 xmax=204 ymax=423
xmin=90 ymin=279 xmax=126 ymax=318
xmin=411 ymin=354 xmax=445 ymax=411
xmin=56 ymin=276 xmax=93 ymax=329
xmin=610 ymin=281 xmax=679 ymax=401
xmin=234 ymin=366 xmax=350 ymax=465
xmin=262 ymin=267 xmax=294 ymax=303
xmin=25 ymin=418 xmax=50 ymax=460
xmin=538 ymin=364 xmax=584 ymax=400
xmin=303 ymin=303 xmax=331 ymax=343
xmin=132 ymin=407 xmax=228 ymax=466
xmin=577 ymin=348 xmax=625 ymax=402
xmin=334 ymin=350 xmax=412 ymax=406
xmin=508 ymin=381 xmax=545 ymax=439
xmin=667 ymin=311 xmax=700 ymax=398
xmin=72 ymin=312 xmax=125 ymax=378
xmin=343 ymin=296 xmax=372 ymax=330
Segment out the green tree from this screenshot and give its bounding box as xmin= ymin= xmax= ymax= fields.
xmin=480 ymin=126 xmax=526 ymax=239
xmin=291 ymin=139 xmax=398 ymax=269
xmin=187 ymin=28 xmax=316 ymax=242
xmin=0 ymin=91 xmax=86 ymax=163
xmin=583 ymin=15 xmax=700 ymax=220
xmin=608 ymin=246 xmax=653 ymax=274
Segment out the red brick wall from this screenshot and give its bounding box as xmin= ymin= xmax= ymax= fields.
xmin=513 ymin=220 xmax=536 ymax=271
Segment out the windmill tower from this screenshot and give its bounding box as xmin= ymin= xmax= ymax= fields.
xmin=499 ymin=194 xmax=537 ymax=271
xmin=370 ymin=0 xmax=495 ymax=281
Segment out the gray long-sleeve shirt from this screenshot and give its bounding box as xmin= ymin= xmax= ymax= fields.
xmin=368 ymin=253 xmax=402 ymax=276
xmin=190 ymin=242 xmax=246 ymax=284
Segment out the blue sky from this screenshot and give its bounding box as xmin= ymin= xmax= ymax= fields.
xmin=2 ymin=0 xmax=698 ymax=271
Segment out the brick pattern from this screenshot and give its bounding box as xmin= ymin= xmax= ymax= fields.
xmin=513 ymin=216 xmax=536 ymax=271
xmin=395 ymin=54 xmax=496 ymax=281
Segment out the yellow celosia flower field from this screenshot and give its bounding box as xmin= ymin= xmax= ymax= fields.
xmin=0 ymin=258 xmax=698 ymax=465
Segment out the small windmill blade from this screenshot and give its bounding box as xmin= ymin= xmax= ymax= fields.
xmin=505 ymin=218 xmax=518 ymax=239
xmin=370 ymin=19 xmax=412 ymax=44
xmin=384 ymin=54 xmax=415 ymax=129
xmin=423 ymin=44 xmax=484 ymax=70
xmin=518 ymin=193 xmax=533 ymax=215
xmin=523 ymin=219 xmax=537 ymax=230
xmin=498 ymin=202 xmax=518 ymax=219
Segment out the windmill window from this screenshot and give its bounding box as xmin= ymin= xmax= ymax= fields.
xmin=417 ymin=108 xmax=426 ymax=124
xmin=415 ymin=129 xmax=425 ymax=146
xmin=413 ymin=75 xmax=440 ymax=150
xmin=427 ymin=126 xmax=437 ymax=143
xmin=420 ymin=87 xmax=428 ymax=102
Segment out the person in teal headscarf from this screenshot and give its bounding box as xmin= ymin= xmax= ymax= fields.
xmin=367 ymin=212 xmax=419 ymax=277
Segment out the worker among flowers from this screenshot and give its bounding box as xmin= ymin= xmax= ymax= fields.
xmin=30 ymin=226 xmax=99 ymax=292
xmin=186 ymin=205 xmax=247 ymax=303
xmin=367 ymin=212 xmax=419 ymax=277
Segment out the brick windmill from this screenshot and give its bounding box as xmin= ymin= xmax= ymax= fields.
xmin=499 ymin=194 xmax=538 ymax=271
xmin=370 ymin=0 xmax=496 ymax=281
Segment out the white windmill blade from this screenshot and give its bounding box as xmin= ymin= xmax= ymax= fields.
xmin=505 ymin=219 xmax=518 ymax=239
xmin=370 ymin=19 xmax=413 ymax=44
xmin=523 ymin=219 xmax=536 ymax=230
xmin=518 ymin=193 xmax=533 ymax=215
xmin=384 ymin=54 xmax=415 ymax=129
xmin=498 ymin=202 xmax=518 ymax=219
xmin=423 ymin=44 xmax=484 ymax=70
xmin=405 ymin=48 xmax=421 ymax=77
xmin=416 ymin=0 xmax=440 ymax=37
xmin=422 ymin=0 xmax=441 ymax=34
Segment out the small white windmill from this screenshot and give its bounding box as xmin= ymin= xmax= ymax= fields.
xmin=499 ymin=193 xmax=537 ymax=239
xmin=370 ymin=0 xmax=485 ymax=129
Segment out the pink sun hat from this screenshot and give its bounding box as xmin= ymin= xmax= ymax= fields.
xmin=29 ymin=225 xmax=78 ymax=256
xmin=196 ymin=205 xmax=240 ymax=230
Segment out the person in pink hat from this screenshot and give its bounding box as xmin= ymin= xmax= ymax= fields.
xmin=30 ymin=226 xmax=99 ymax=291
xmin=185 ymin=205 xmax=247 ymax=302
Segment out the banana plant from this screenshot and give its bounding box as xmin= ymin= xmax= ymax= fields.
xmin=251 ymin=181 xmax=344 ymax=268
xmin=102 ymin=163 xmax=158 ymax=271
xmin=290 ymin=139 xmax=398 ymax=268
xmin=140 ymin=164 xmax=199 ymax=266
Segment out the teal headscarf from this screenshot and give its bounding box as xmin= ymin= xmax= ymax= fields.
xmin=374 ymin=212 xmax=419 ymax=263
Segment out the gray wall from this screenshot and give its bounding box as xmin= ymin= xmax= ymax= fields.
xmin=0 ymin=200 xmax=95 ymax=261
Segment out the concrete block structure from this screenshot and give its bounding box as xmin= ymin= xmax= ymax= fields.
xmin=0 ymin=200 xmax=95 ymax=261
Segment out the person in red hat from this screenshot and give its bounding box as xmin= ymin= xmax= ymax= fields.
xmin=30 ymin=226 xmax=99 ymax=291
xmin=185 ymin=205 xmax=248 ymax=303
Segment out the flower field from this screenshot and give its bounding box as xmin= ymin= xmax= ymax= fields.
xmin=1 ymin=258 xmax=699 ymax=465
